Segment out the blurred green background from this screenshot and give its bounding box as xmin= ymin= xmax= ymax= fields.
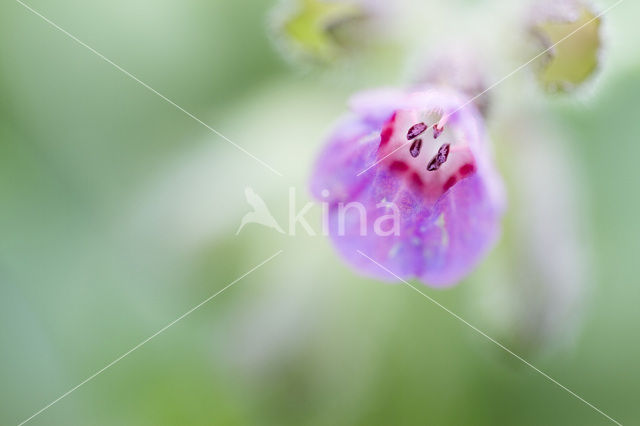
xmin=1 ymin=0 xmax=639 ymax=425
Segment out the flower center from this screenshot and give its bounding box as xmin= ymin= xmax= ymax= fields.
xmin=377 ymin=108 xmax=477 ymax=203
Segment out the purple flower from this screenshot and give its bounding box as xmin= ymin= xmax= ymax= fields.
xmin=310 ymin=87 xmax=506 ymax=287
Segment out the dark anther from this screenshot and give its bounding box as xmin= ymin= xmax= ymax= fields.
xmin=433 ymin=124 xmax=444 ymax=139
xmin=427 ymin=143 xmax=450 ymax=171
xmin=407 ymin=122 xmax=428 ymax=140
xmin=409 ymin=138 xmax=423 ymax=158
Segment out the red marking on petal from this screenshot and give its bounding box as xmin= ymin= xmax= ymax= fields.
xmin=379 ymin=112 xmax=397 ymax=148
xmin=443 ymin=176 xmax=457 ymax=192
xmin=389 ymin=160 xmax=409 ymax=173
xmin=380 ymin=127 xmax=393 ymax=147
xmin=410 ymin=172 xmax=423 ymax=188
xmin=459 ymin=163 xmax=476 ymax=177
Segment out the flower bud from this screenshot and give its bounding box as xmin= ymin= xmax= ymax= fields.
xmin=529 ymin=0 xmax=602 ymax=92
xmin=412 ymin=45 xmax=491 ymax=116
xmin=270 ymin=0 xmax=387 ymax=64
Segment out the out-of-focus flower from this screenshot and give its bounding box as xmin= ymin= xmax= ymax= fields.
xmin=412 ymin=44 xmax=491 ymax=116
xmin=310 ymin=87 xmax=506 ymax=287
xmin=529 ymin=0 xmax=602 ymax=92
xmin=270 ymin=0 xmax=387 ymax=63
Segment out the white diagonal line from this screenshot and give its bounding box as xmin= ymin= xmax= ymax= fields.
xmin=15 ymin=0 xmax=283 ymax=177
xmin=356 ymin=250 xmax=622 ymax=426
xmin=17 ymin=250 xmax=283 ymax=426
xmin=356 ymin=140 xmax=411 ymax=176
xmin=356 ymin=0 xmax=624 ymax=176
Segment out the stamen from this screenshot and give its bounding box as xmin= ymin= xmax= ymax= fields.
xmin=407 ymin=122 xmax=428 ymax=140
xmin=432 ymin=124 xmax=444 ymax=139
xmin=427 ymin=157 xmax=439 ymax=171
xmin=409 ymin=138 xmax=423 ymax=158
xmin=427 ymin=144 xmax=450 ymax=171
